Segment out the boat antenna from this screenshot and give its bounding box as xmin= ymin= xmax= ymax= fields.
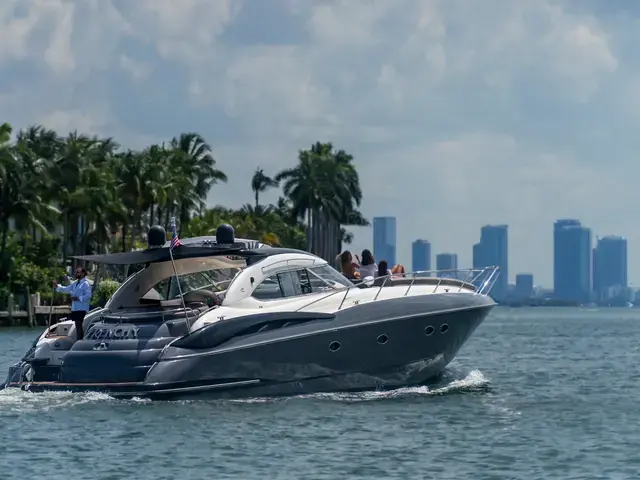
xmin=168 ymin=217 xmax=190 ymax=329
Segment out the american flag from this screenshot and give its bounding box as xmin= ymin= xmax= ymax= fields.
xmin=169 ymin=218 xmax=182 ymax=251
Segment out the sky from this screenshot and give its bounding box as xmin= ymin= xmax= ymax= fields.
xmin=1 ymin=0 xmax=639 ymax=287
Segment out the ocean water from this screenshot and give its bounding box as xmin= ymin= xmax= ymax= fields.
xmin=1 ymin=308 xmax=639 ymax=479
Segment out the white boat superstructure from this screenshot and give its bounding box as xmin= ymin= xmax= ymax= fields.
xmin=191 ymin=252 xmax=499 ymax=330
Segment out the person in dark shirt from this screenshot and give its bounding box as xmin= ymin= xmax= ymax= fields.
xmin=377 ymin=260 xmax=390 ymax=278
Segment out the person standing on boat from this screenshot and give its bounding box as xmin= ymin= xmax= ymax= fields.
xmin=53 ymin=267 xmax=92 ymax=340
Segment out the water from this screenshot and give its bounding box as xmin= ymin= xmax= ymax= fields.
xmin=1 ymin=308 xmax=639 ymax=479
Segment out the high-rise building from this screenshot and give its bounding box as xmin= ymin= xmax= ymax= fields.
xmin=411 ymin=239 xmax=431 ymax=275
xmin=593 ymin=235 xmax=628 ymax=301
xmin=472 ymin=224 xmax=509 ymax=301
xmin=553 ymin=219 xmax=592 ymax=303
xmin=373 ymin=217 xmax=397 ymax=266
xmin=436 ymin=253 xmax=458 ymax=271
xmin=513 ymin=274 xmax=534 ymax=299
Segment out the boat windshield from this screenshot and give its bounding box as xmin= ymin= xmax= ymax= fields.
xmin=306 ymin=265 xmax=353 ymax=289
xmin=144 ymin=267 xmax=244 ymax=301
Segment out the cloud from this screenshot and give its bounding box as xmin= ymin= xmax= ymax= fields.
xmin=0 ymin=0 xmax=637 ymax=285
xmin=34 ymin=109 xmax=107 ymax=135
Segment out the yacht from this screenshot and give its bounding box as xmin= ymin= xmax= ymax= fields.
xmin=2 ymin=224 xmax=499 ymax=400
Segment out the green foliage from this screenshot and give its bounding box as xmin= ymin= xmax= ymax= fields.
xmin=92 ymin=279 xmax=121 ymax=307
xmin=0 ymin=123 xmax=367 ymax=308
xmin=0 ymin=232 xmax=68 ymax=309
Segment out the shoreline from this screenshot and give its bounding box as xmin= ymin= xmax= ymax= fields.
xmin=0 ymin=306 xmax=71 ymax=327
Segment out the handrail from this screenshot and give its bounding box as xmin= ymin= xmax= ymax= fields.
xmin=296 ymin=266 xmax=500 ymax=312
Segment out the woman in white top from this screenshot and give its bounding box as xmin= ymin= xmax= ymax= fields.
xmin=357 ymin=249 xmax=378 ymax=278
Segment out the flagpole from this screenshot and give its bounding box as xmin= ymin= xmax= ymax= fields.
xmin=169 ymin=217 xmax=190 ymax=329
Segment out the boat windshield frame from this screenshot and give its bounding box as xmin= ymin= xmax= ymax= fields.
xmin=306 ymin=264 xmax=354 ymax=289
xmin=104 ymin=255 xmax=248 ymax=309
xmin=156 ymin=266 xmax=245 ymax=301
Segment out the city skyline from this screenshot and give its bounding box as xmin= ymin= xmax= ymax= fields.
xmin=350 ymin=221 xmax=636 ymax=288
xmin=363 ymin=216 xmax=630 ymax=292
xmin=3 ymin=2 xmax=640 ymax=286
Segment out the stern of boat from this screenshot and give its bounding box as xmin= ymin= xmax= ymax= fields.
xmin=1 ymin=331 xmax=43 ymax=390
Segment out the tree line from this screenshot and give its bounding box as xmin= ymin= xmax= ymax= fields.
xmin=0 ymin=122 xmax=368 ymax=308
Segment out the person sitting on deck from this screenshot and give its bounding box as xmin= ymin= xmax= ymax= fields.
xmin=375 ymin=261 xmax=406 ymax=284
xmin=339 ymin=250 xmax=361 ymax=281
xmin=377 ymin=260 xmax=390 ymax=278
xmin=392 ymin=263 xmax=407 ymax=277
xmin=357 ymin=249 xmax=377 ymax=279
xmin=53 ymin=266 xmax=92 ymax=340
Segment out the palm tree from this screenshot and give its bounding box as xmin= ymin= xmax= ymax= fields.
xmin=168 ymin=133 xmax=228 ymax=232
xmin=276 ymin=142 xmax=368 ymax=262
xmin=1 ymin=125 xmax=368 ymax=307
xmin=0 ymin=123 xmax=11 ymax=145
xmin=0 ymin=137 xmax=60 ymax=280
xmin=251 ymin=168 xmax=279 ymax=207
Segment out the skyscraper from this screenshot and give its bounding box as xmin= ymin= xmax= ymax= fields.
xmin=593 ymin=235 xmax=627 ymax=301
xmin=412 ymin=239 xmax=431 ymax=275
xmin=513 ymin=274 xmax=534 ymax=300
xmin=553 ymin=219 xmax=592 ymax=303
xmin=472 ymin=224 xmax=508 ymax=301
xmin=436 ymin=253 xmax=458 ymax=271
xmin=373 ymin=217 xmax=397 ymax=266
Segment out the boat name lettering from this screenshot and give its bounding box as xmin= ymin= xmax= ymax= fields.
xmin=87 ymin=327 xmax=139 ymax=340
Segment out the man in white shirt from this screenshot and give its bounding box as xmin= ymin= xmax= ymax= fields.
xmin=54 ymin=267 xmax=92 ymax=340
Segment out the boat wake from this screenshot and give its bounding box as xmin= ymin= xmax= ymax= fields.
xmin=0 ymin=389 xmax=117 ymax=414
xmin=0 ymin=369 xmax=490 ymax=412
xmin=232 ymin=368 xmax=491 ymax=404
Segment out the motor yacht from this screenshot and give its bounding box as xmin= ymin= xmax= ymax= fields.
xmin=2 ymin=224 xmax=499 ymax=400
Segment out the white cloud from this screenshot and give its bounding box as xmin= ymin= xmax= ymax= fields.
xmin=306 ymin=0 xmax=396 ymax=48
xmin=131 ymin=0 xmax=240 ymax=65
xmin=34 ymin=109 xmax=106 ymax=136
xmin=0 ymin=0 xmax=38 ymax=62
xmin=120 ymin=55 xmax=151 ymax=81
xmin=44 ymin=1 xmax=75 ymax=74
xmin=0 ymin=0 xmax=636 ymax=286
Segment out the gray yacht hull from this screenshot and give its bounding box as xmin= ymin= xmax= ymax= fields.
xmin=2 ymin=293 xmax=495 ymax=400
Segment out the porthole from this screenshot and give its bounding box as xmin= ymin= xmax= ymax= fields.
xmin=424 ymin=325 xmax=435 ymax=336
xmin=377 ymin=334 xmax=388 ymax=344
xmin=440 ymin=324 xmax=449 ymax=333
xmin=329 ymin=341 xmax=341 ymax=352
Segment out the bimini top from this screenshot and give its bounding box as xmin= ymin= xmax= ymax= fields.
xmin=72 ymin=224 xmax=305 ymax=265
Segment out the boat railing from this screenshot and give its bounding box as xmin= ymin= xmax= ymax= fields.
xmin=296 ymin=266 xmax=500 ymax=312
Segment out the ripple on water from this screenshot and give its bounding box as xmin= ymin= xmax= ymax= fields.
xmin=0 ymin=367 xmax=495 ymax=480
xmin=3 ymin=310 xmax=640 ymax=479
